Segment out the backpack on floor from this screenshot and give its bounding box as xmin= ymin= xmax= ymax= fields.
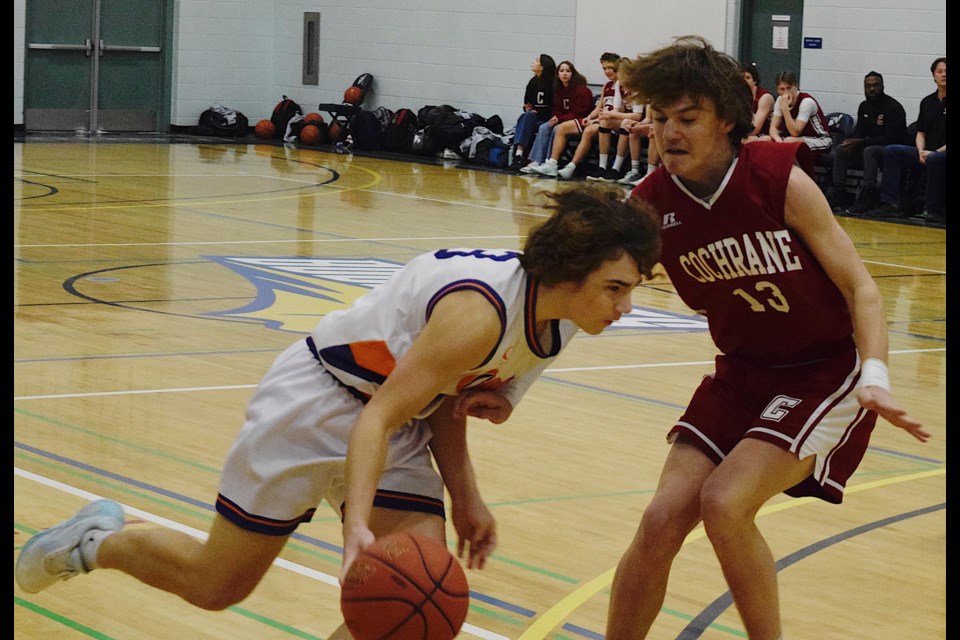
xmin=383 ymin=108 xmax=419 ymax=153
xmin=196 ymin=105 xmax=248 ymax=137
xmin=348 ymin=110 xmax=384 ymax=150
xmin=270 ymin=96 xmax=302 ymax=140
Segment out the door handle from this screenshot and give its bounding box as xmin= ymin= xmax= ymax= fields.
xmin=98 ymin=39 xmax=162 ymax=55
xmin=27 ymin=38 xmax=94 ymax=57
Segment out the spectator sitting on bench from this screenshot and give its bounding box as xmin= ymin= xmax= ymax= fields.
xmin=526 ymin=52 xmax=622 ymax=177
xmin=617 ymin=106 xmax=661 ymax=186
xmin=518 ymin=60 xmax=594 ymax=172
xmin=509 ymin=54 xmax=557 ymax=170
xmin=740 ymin=62 xmax=774 ymax=142
xmin=870 ymin=57 xmax=947 ymax=223
xmin=769 ymin=71 xmax=832 ymax=177
xmin=826 ymin=71 xmax=910 ymax=213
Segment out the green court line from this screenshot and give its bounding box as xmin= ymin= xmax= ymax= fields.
xmin=15 ymin=407 xmax=221 ymax=475
xmin=15 ymin=596 xmax=117 ymax=640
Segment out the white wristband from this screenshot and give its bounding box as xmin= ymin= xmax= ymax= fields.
xmin=860 ymin=358 xmax=890 ymax=392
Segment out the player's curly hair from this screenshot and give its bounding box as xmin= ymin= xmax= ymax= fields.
xmin=520 ymin=184 xmax=661 ymax=285
xmin=619 ymin=35 xmax=753 ymax=145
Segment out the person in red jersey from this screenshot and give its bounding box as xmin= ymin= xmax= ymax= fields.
xmin=609 ymin=36 xmax=930 ymax=640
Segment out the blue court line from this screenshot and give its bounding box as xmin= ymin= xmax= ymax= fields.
xmin=676 ymin=502 xmax=946 ymax=639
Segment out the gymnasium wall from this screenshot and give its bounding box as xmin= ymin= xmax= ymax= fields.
xmin=12 ymin=0 xmax=945 ymax=131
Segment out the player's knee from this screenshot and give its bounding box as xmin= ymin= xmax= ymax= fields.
xmin=699 ymin=477 xmax=750 ymax=534
xmin=187 ymin=580 xmax=257 ymax=611
xmin=639 ymin=499 xmax=695 ymax=552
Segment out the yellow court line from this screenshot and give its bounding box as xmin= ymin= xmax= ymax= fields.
xmin=516 ymin=467 xmax=945 ymax=639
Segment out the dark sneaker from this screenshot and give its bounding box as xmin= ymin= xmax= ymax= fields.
xmin=597 ymin=168 xmax=623 ymax=183
xmin=849 ymin=188 xmax=880 ymax=214
xmin=871 ymin=202 xmax=903 ymax=218
xmin=826 ymin=188 xmax=853 ymax=211
xmin=910 ymin=210 xmax=945 ymax=224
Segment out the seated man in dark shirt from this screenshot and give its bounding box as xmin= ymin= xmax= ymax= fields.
xmin=827 ymin=71 xmax=909 ymax=213
xmin=872 ymin=57 xmax=947 ymax=222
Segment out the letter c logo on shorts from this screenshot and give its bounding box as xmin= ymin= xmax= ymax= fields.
xmin=761 ymin=395 xmax=801 ymax=422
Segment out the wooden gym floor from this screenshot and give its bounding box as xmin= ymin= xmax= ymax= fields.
xmin=14 ymin=134 xmax=946 ymax=639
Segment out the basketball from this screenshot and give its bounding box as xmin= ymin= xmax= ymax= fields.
xmin=299 ymin=124 xmax=323 ymax=146
xmin=254 ymin=119 xmax=275 ymax=139
xmin=328 ymin=122 xmax=343 ymax=143
xmin=304 ymin=112 xmax=325 ymax=126
xmin=344 ymin=85 xmax=363 ymax=105
xmin=341 ymin=532 xmax=469 ymax=640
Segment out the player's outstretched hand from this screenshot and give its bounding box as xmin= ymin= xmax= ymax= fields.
xmin=858 ymin=386 xmax=930 ymax=442
xmin=452 ymin=499 xmax=497 ymax=570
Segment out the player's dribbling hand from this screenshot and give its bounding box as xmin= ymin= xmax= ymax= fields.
xmin=340 ymin=524 xmax=376 ymax=584
xmin=857 ymin=386 xmax=930 ymax=442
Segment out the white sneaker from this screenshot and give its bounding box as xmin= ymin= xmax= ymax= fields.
xmin=618 ymin=170 xmax=641 ymax=185
xmin=16 ymin=499 xmax=125 ymax=594
xmin=519 ymin=162 xmax=541 ymax=174
xmin=532 ymin=161 xmax=558 ymax=177
xmin=631 ymin=173 xmax=650 ymax=187
xmin=557 ymin=164 xmax=576 ymax=180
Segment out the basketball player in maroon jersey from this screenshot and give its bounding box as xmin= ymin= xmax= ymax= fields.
xmin=607 ymin=36 xmax=929 ymax=640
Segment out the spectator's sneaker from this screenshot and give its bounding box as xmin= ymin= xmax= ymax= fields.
xmin=870 ymin=201 xmax=903 ymax=218
xmin=532 ymin=161 xmax=558 ymax=177
xmin=597 ymin=168 xmax=623 ymax=183
xmin=585 ymin=166 xmax=607 ymax=181
xmin=825 ymin=188 xmax=853 ymax=211
xmin=617 ymin=170 xmax=642 ymax=185
xmin=557 ymin=164 xmax=577 ymax=180
xmin=848 ymin=187 xmax=880 ymax=214
xmin=16 ymin=499 xmax=125 ymax=594
xmin=631 ymin=173 xmax=650 ymax=187
xmin=519 ymin=162 xmax=541 ymax=174
xmin=509 ymin=154 xmax=527 ymax=171
xmin=910 ymin=210 xmax=946 ymax=224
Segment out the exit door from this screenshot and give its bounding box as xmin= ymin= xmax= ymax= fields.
xmin=740 ymin=0 xmax=803 ymax=90
xmin=24 ymin=0 xmax=169 ymax=132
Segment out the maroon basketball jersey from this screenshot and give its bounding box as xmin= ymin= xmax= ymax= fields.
xmin=632 ymin=141 xmax=854 ymax=366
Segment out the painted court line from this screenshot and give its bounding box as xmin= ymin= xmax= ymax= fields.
xmin=514 ymin=467 xmax=946 ymax=640
xmin=13 ymin=467 xmax=509 ymax=640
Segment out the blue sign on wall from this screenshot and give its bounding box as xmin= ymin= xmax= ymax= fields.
xmin=804 ymin=37 xmax=823 ymax=49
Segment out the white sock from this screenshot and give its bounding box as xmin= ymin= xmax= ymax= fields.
xmin=631 ymin=160 xmax=641 ymax=173
xmin=598 ymin=154 xmax=609 ymax=169
xmin=80 ymin=529 xmax=115 ymax=571
xmin=613 ymin=156 xmax=625 ymax=171
xmin=565 ymin=162 xmax=577 ymax=171
xmin=515 ymin=149 xmax=524 ymax=158
xmin=545 ymin=158 xmax=558 ymax=166
xmin=646 ymin=164 xmax=657 ymax=175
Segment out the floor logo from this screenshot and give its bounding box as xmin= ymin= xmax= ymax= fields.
xmin=205 ymin=256 xmax=708 ymax=334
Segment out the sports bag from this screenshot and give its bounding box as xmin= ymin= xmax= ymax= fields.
xmin=348 ymin=110 xmax=384 ymax=150
xmin=383 ymin=108 xmax=418 ymax=153
xmin=196 ymin=105 xmax=248 ymax=137
xmin=270 ymin=96 xmax=302 ymax=140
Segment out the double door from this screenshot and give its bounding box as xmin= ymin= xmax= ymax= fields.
xmin=24 ymin=0 xmax=169 ymax=132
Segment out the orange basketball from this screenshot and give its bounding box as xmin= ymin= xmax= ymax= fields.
xmin=254 ymin=119 xmax=275 ymax=139
xmin=304 ymin=112 xmax=324 ymax=126
xmin=344 ymin=86 xmax=363 ymax=105
xmin=328 ymin=122 xmax=343 ymax=143
xmin=341 ymin=532 xmax=469 ymax=640
xmin=299 ymin=124 xmax=323 ymax=146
